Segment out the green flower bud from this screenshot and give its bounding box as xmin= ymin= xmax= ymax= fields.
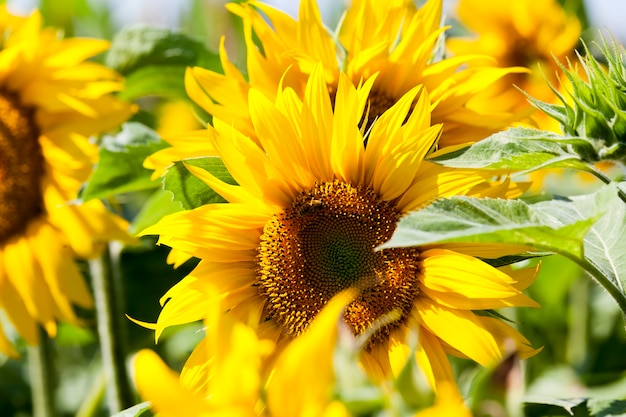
xmin=526 ymin=34 xmax=626 ymax=163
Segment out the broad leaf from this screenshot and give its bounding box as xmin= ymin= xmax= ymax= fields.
xmin=380 ymin=196 xmax=595 ymax=260
xmin=162 ymin=157 xmax=236 ymax=210
xmin=428 ymin=127 xmax=596 ymax=172
xmin=119 ymin=65 xmax=190 ymax=101
xmin=106 ymin=26 xmax=219 ymax=101
xmin=106 ymin=26 xmax=218 ymax=75
xmin=588 ymin=399 xmax=626 ymax=416
xmin=534 ymin=184 xmax=626 ymax=298
xmin=382 ymin=184 xmax=626 ymax=317
xmin=523 ymin=397 xmax=589 ymax=416
xmin=82 ymin=123 xmax=168 ymax=201
xmin=131 ymin=189 xmax=184 ymax=234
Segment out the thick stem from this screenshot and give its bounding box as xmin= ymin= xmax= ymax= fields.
xmin=27 ymin=327 xmax=57 ymax=417
xmin=90 ymin=241 xmax=134 ymax=414
xmin=568 ymin=255 xmax=626 ymax=322
xmin=584 ymin=165 xmax=626 ymax=204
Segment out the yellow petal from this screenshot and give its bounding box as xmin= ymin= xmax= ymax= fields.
xmin=134 ymin=349 xmax=209 ymax=417
xmin=419 ymin=248 xmax=539 ymax=309
xmin=416 ymin=297 xmax=502 ymax=367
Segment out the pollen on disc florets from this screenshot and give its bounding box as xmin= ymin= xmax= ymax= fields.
xmin=0 ymin=92 xmax=44 ymax=244
xmin=257 ymin=180 xmax=421 ymax=346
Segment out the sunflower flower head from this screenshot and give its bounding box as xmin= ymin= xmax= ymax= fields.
xmin=528 ymin=37 xmax=626 ymax=163
xmin=0 ymin=6 xmax=134 ymax=356
xmin=134 ymin=286 xmax=354 ymax=417
xmin=147 ymin=0 xmax=528 ymax=175
xmin=447 ymin=0 xmax=581 ymax=130
xmin=135 ymin=285 xmax=472 ymax=416
xmin=142 ymin=64 xmax=540 ymax=391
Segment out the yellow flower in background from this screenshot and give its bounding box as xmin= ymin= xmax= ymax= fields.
xmin=140 ymin=66 xmax=539 ymax=390
xmin=0 ymin=7 xmax=134 ymax=356
xmin=155 ymin=99 xmax=203 ymax=139
xmin=447 ymin=0 xmax=581 ymax=130
xmin=134 ymin=288 xmax=353 ymax=417
xmin=146 ymin=0 xmax=525 ymax=176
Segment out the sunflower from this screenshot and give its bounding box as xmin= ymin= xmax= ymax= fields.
xmin=140 ymin=66 xmax=539 ymax=390
xmin=0 ymin=7 xmax=134 ymax=357
xmin=447 ymin=0 xmax=581 ymax=131
xmin=134 ymin=288 xmax=352 ymax=417
xmin=146 ymin=0 xmax=526 ymax=175
xmin=135 ymin=286 xmax=471 ymax=416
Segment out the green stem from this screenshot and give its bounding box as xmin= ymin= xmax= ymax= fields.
xmin=584 ymin=165 xmax=626 ymax=204
xmin=90 ymin=241 xmax=134 ymax=414
xmin=568 ymin=255 xmax=626 ymax=321
xmin=27 ymin=327 xmax=57 ymax=417
xmin=75 ymin=369 xmax=106 ymax=417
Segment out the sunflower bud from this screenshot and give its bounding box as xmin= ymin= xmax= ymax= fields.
xmin=527 ymin=35 xmax=626 ymax=163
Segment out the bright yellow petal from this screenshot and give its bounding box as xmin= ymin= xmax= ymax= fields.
xmin=416 ymin=297 xmax=502 ymax=367
xmin=419 ymin=248 xmax=539 ymax=309
xmin=134 ymin=350 xmax=210 ymax=417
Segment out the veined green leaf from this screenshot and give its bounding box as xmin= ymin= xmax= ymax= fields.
xmin=382 ymin=184 xmax=626 ymax=317
xmin=428 ymin=127 xmax=596 ymax=172
xmin=380 ymin=196 xmax=594 ymax=260
xmin=162 ymin=157 xmax=236 ymax=210
xmin=534 ymin=184 xmax=626 ymax=296
xmin=82 ymin=123 xmax=168 ymax=201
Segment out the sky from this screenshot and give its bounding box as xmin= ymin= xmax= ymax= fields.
xmin=6 ymin=0 xmax=626 ymax=46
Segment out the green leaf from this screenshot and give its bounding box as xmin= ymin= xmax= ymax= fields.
xmin=479 ymin=252 xmax=551 ymax=268
xmin=523 ymin=397 xmax=590 ymax=416
xmin=106 ymin=26 xmax=218 ymax=75
xmin=382 ymin=184 xmax=626 ymax=318
xmin=119 ymin=65 xmax=189 ymax=101
xmin=380 ymin=196 xmax=595 ymax=260
xmin=131 ymin=189 xmax=184 ymax=234
xmin=162 ymin=157 xmax=237 ymax=210
xmin=428 ymin=127 xmax=597 ymax=172
xmin=82 ymin=123 xmax=168 ymax=201
xmin=535 ymin=184 xmax=626 ymax=301
xmin=110 ymin=402 xmax=154 ymax=417
xmin=588 ymin=398 xmax=626 ymax=416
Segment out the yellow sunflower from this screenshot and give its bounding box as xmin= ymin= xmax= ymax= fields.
xmin=134 ymin=288 xmax=352 ymax=417
xmin=135 ymin=286 xmax=471 ymax=416
xmin=447 ymin=0 xmax=581 ymax=131
xmin=146 ymin=0 xmax=526 ymax=175
xmin=0 ymin=7 xmax=134 ymax=357
xmin=140 ymin=66 xmax=539 ymax=390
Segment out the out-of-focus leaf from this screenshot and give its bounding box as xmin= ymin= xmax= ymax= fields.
xmin=106 ymin=26 xmax=220 ymax=102
xmin=82 ymin=122 xmax=167 ymax=201
xmin=588 ymin=399 xmax=626 ymax=417
xmin=110 ymin=402 xmax=154 ymax=417
xmin=106 ymin=26 xmax=218 ymax=75
xmin=162 ymin=158 xmax=236 ymax=210
xmin=131 ymin=189 xmax=184 ymax=234
xmin=428 ymin=127 xmax=596 ymax=172
xmin=55 ymin=323 xmax=96 ymax=347
xmin=119 ymin=66 xmax=189 ymax=101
